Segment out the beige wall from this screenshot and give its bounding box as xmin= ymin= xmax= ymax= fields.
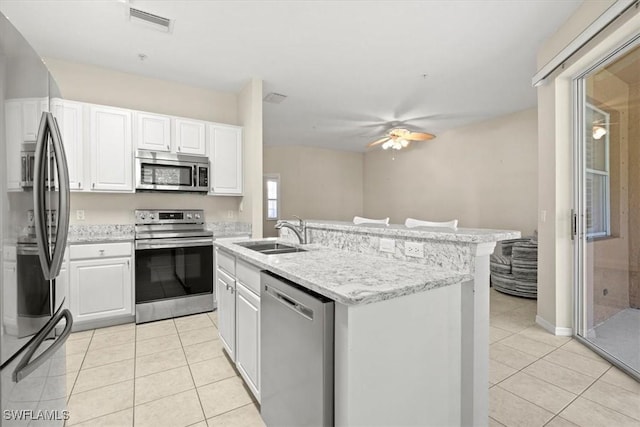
xmin=45 ymin=58 xmax=238 ymax=123
xmin=263 ymin=146 xmax=364 ymax=237
xmin=364 ymin=108 xmax=538 ymax=235
xmin=44 ymin=58 xmax=245 ymax=225
xmin=238 ymin=78 xmax=264 ymax=238
xmin=536 ymin=1 xmax=640 ymax=333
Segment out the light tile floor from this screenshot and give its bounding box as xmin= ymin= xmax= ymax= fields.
xmin=63 ymin=312 xmax=264 ymax=427
xmin=488 ymin=289 xmax=640 ymax=427
xmin=63 ymin=290 xmax=639 ymax=426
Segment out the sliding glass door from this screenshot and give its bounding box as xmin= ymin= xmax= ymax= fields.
xmin=574 ymin=40 xmax=640 ymax=380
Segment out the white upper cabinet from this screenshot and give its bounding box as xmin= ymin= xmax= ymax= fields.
xmin=174 ymin=118 xmax=206 ymax=155
xmin=136 ymin=112 xmax=171 ymax=152
xmin=21 ymin=99 xmax=47 ymax=142
xmin=90 ymin=105 xmax=133 ymax=192
xmin=52 ymin=99 xmax=84 ymax=191
xmin=209 ymin=124 xmax=243 ymax=195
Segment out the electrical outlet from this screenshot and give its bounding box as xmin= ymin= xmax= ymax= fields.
xmin=379 ymin=238 xmax=395 ymax=253
xmin=76 ymin=210 xmax=85 ymax=221
xmin=405 ymin=241 xmax=424 ymax=258
xmin=227 ymin=210 xmax=234 ymax=219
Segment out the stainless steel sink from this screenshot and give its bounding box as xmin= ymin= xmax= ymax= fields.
xmin=236 ymin=241 xmax=306 ymax=255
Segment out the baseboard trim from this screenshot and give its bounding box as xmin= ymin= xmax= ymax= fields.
xmin=536 ymin=315 xmax=573 ymax=336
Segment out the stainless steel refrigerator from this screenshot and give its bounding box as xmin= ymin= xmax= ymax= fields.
xmin=0 ymin=11 xmax=73 ymax=427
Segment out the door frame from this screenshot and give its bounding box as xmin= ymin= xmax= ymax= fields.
xmin=572 ymin=33 xmax=640 ymax=381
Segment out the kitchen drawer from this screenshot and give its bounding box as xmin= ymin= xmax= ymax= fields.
xmin=70 ymin=242 xmax=132 ymax=260
xmin=217 ymin=268 xmax=235 ymax=288
xmin=236 ymin=259 xmax=261 ymax=296
xmin=217 ymin=248 xmax=235 ymax=276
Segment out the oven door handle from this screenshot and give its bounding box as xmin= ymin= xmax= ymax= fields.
xmin=135 ymin=237 xmax=213 ymax=250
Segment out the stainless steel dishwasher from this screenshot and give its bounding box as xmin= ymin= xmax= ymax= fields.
xmin=260 ymin=271 xmax=334 ymax=427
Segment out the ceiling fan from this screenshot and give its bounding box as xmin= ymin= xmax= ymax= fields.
xmin=367 ymin=128 xmax=435 ymax=150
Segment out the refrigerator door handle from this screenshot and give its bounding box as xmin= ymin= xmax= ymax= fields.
xmin=48 ymin=113 xmax=70 ymax=278
xmin=33 ymin=112 xmax=53 ymax=279
xmin=12 ymin=305 xmax=73 ymax=383
xmin=33 ymin=112 xmax=70 ymax=280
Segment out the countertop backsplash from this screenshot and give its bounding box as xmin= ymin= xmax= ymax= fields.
xmin=278 ymin=220 xmax=520 ymax=274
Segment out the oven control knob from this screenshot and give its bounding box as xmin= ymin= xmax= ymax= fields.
xmin=186 ymin=213 xmax=193 ymax=220
xmin=195 ymin=213 xmax=201 ymax=219
xmin=148 ymin=213 xmax=155 ymax=221
xmin=139 ymin=212 xmax=147 ymax=221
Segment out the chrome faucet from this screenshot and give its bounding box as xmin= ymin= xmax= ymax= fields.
xmin=275 ymin=216 xmax=307 ymax=244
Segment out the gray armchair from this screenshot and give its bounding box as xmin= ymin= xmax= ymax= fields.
xmin=490 ymin=236 xmax=538 ymax=298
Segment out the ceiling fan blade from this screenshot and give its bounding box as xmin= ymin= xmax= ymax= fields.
xmin=405 ymin=132 xmax=435 ymax=141
xmin=367 ymin=137 xmax=390 ymax=147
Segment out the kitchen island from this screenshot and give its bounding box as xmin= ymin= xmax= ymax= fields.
xmin=216 ymin=220 xmax=518 ymax=427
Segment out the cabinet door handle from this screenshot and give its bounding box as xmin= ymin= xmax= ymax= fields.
xmin=98 ymin=249 xmax=105 ymax=255
xmin=92 ymin=183 xmax=95 ymax=189
xmin=78 ymin=182 xmax=81 ymax=188
xmin=126 ymin=260 xmax=130 ymax=268
xmin=11 ymin=266 xmax=16 ymax=272
xmin=166 ymin=145 xmax=169 ymax=150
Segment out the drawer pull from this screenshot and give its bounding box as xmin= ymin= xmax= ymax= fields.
xmin=99 ymin=249 xmax=105 ymax=255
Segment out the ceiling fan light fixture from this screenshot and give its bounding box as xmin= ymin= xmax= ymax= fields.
xmin=592 ymin=125 xmax=607 ymax=140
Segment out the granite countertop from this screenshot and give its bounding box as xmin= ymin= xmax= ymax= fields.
xmin=215 ymin=239 xmax=471 ymax=306
xmin=67 ymin=225 xmax=135 ymax=244
xmin=67 ymin=222 xmax=251 ymax=244
xmin=295 ymin=220 xmax=520 ymax=243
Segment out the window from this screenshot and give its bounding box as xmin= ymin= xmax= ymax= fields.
xmin=585 ymin=103 xmax=610 ymax=238
xmin=264 ymin=174 xmax=280 ymax=220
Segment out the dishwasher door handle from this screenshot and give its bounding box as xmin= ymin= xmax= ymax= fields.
xmin=265 ymin=285 xmax=313 ymax=320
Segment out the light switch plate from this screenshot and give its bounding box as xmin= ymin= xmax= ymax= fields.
xmin=405 ymin=241 xmax=424 ymax=258
xmin=76 ymin=210 xmax=85 ymax=221
xmin=379 ymin=238 xmax=395 ymax=253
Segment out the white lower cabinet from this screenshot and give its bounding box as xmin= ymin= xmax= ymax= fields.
xmin=215 ymin=249 xmax=261 ymax=402
xmin=217 ymin=268 xmax=236 ymax=360
xmin=236 ymin=281 xmax=260 ymax=399
xmin=69 ymin=243 xmax=133 ymax=329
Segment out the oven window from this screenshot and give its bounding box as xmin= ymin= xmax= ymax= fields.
xmin=140 ymin=163 xmax=193 ymax=186
xmin=135 ymin=245 xmax=213 ymax=304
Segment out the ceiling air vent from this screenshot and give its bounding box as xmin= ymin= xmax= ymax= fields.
xmin=129 ymin=7 xmax=173 ymax=33
xmin=263 ymin=93 xmax=287 ymax=104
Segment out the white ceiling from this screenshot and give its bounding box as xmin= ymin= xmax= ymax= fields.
xmin=0 ymin=0 xmax=583 ymax=152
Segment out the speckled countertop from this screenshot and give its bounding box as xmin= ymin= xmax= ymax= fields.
xmin=67 ymin=225 xmax=135 ymax=244
xmin=300 ymin=220 xmax=520 ymax=243
xmin=215 ymin=239 xmax=471 ymax=306
xmin=66 ymin=222 xmax=251 ymax=244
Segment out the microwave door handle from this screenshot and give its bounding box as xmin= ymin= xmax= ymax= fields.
xmin=33 ymin=112 xmax=53 ymax=280
xmin=47 ymin=113 xmax=70 ymax=279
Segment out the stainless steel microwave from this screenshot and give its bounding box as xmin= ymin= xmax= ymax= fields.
xmin=135 ymin=150 xmax=209 ymax=193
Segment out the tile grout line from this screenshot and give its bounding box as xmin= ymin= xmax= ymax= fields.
xmin=175 ymin=318 xmax=209 ymax=425
xmin=488 ymin=295 xmax=638 ymax=427
xmin=66 ymin=329 xmax=93 ymax=404
xmin=205 ymin=402 xmax=255 ymax=424
xmin=540 ymin=366 xmax=614 ymax=426
xmin=132 ymin=320 xmax=138 ymax=427
xmin=575 ymin=365 xmax=640 ymax=422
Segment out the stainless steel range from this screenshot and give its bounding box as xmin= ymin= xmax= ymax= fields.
xmin=134 ymin=209 xmax=214 ymax=323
